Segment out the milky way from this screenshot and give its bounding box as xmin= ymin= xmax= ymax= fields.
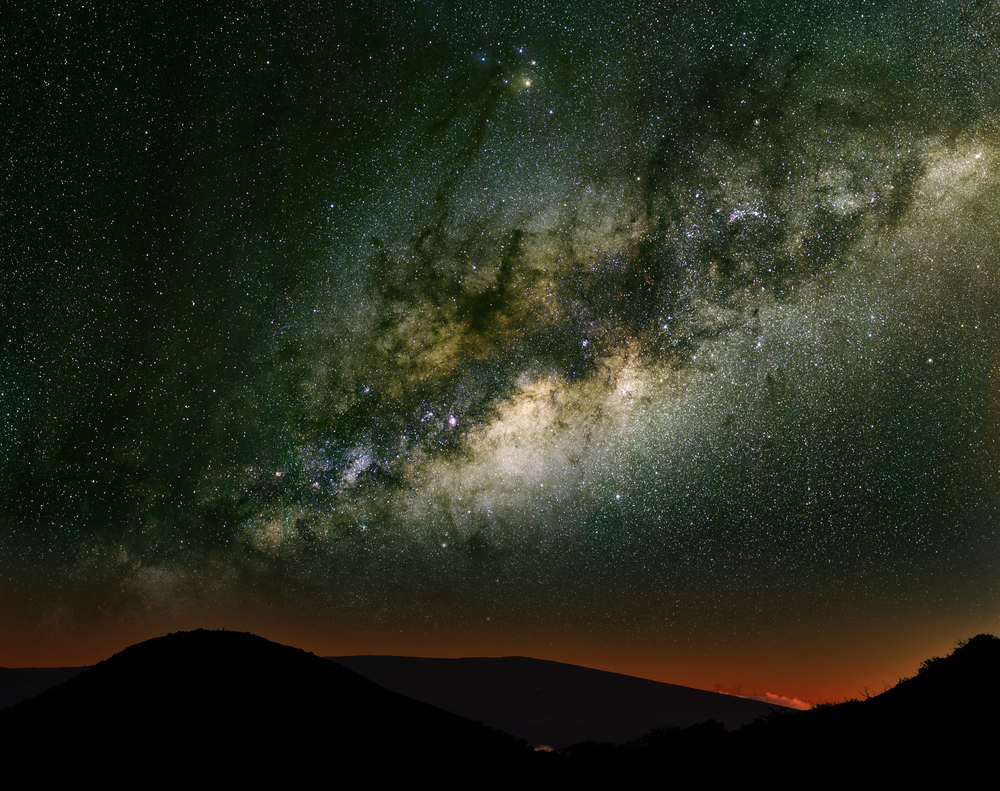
xmin=4 ymin=1 xmax=1000 ymax=698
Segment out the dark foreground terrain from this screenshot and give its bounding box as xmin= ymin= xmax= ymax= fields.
xmin=561 ymin=633 xmax=1000 ymax=789
xmin=0 ymin=629 xmax=547 ymax=784
xmin=3 ymin=630 xmax=998 ymax=787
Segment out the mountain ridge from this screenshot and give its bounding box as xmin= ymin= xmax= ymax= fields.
xmin=332 ymin=653 xmax=783 ymax=747
xmin=4 ymin=630 xmax=998 ymax=787
xmin=0 ymin=629 xmax=545 ymax=782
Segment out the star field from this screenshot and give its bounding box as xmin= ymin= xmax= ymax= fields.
xmin=3 ymin=1 xmax=1000 ymax=702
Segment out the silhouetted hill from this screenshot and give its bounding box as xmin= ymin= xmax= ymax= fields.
xmin=333 ymin=654 xmax=784 ymax=747
xmin=568 ymin=634 xmax=1000 ymax=789
xmin=869 ymin=633 xmax=1000 ymax=710
xmin=0 ymin=630 xmax=549 ymax=783
xmin=6 ymin=632 xmax=998 ymax=787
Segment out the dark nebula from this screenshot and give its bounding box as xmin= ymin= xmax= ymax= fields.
xmin=3 ymin=1 xmax=999 ymax=701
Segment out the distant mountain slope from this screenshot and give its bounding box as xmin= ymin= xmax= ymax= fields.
xmin=0 ymin=630 xmax=547 ymax=783
xmin=0 ymin=666 xmax=84 ymax=710
xmin=333 ymin=654 xmax=783 ymax=748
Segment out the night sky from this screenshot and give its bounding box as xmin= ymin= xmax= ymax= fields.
xmin=4 ymin=0 xmax=1000 ymax=706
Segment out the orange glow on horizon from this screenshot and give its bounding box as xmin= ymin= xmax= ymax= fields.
xmin=4 ymin=612 xmax=996 ymax=711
